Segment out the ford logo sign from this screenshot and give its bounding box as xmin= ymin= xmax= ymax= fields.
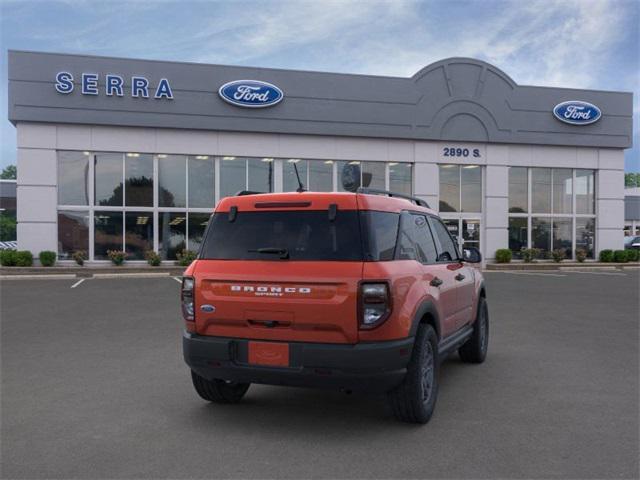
xmin=553 ymin=101 xmax=601 ymax=125
xmin=218 ymin=80 xmax=283 ymax=108
xmin=200 ymin=304 xmax=215 ymax=313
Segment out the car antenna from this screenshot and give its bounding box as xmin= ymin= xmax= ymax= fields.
xmin=293 ymin=162 xmax=306 ymax=192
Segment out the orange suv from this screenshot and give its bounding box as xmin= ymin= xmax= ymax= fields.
xmin=182 ymin=189 xmax=488 ymax=423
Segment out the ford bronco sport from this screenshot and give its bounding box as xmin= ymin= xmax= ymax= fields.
xmin=182 ymin=188 xmax=488 ymax=424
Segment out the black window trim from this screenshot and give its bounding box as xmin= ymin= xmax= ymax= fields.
xmin=426 ymin=215 xmax=461 ymax=264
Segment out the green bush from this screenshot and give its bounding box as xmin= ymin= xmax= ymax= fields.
xmin=145 ymin=250 xmax=161 ymax=266
xmin=0 ymin=249 xmax=17 ymax=266
xmin=39 ymin=250 xmax=57 ymax=267
xmin=176 ymin=249 xmax=197 ymax=267
xmin=72 ymin=250 xmax=87 ymax=266
xmin=521 ymin=248 xmax=541 ymax=263
xmin=626 ymin=249 xmax=639 ymax=262
xmin=15 ymin=250 xmax=33 ymax=267
xmin=551 ymin=249 xmax=565 ymax=263
xmin=613 ymin=250 xmax=628 ymax=263
xmin=599 ymin=249 xmax=614 ymax=262
xmin=107 ymin=250 xmax=127 ymax=266
xmin=495 ymin=249 xmax=512 ymax=263
xmin=575 ymin=249 xmax=588 ymax=263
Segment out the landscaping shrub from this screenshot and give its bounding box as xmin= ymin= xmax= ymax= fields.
xmin=145 ymin=250 xmax=161 ymax=266
xmin=15 ymin=250 xmax=33 ymax=267
xmin=0 ymin=249 xmax=17 ymax=266
xmin=176 ymin=249 xmax=197 ymax=267
xmin=495 ymin=249 xmax=512 ymax=263
xmin=521 ymin=248 xmax=540 ymax=263
xmin=39 ymin=250 xmax=56 ymax=267
xmin=599 ymin=249 xmax=614 ymax=262
xmin=613 ymin=250 xmax=628 ymax=263
xmin=107 ymin=250 xmax=127 ymax=266
xmin=72 ymin=250 xmax=87 ymax=266
xmin=551 ymin=249 xmax=565 ymax=263
xmin=626 ymin=249 xmax=639 ymax=262
xmin=575 ymin=249 xmax=588 ymax=263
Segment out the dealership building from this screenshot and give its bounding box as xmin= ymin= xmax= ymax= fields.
xmin=7 ymin=50 xmax=633 ymax=262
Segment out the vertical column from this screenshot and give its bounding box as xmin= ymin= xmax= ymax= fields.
xmin=484 ymin=145 xmax=510 ymax=261
xmin=414 ymin=141 xmax=438 ymax=208
xmin=16 ymin=123 xmax=58 ymax=259
xmin=596 ymin=149 xmax=625 ymax=252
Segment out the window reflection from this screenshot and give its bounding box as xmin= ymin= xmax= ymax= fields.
xmin=508 ymin=217 xmax=527 ymax=258
xmin=158 ymin=155 xmax=186 ymax=207
xmin=576 ymin=218 xmax=595 ymax=258
xmin=461 ymin=165 xmax=481 ymax=212
xmin=248 ymin=158 xmax=273 ymax=193
xmin=220 ymin=157 xmax=245 ymax=198
xmin=552 ymin=217 xmax=572 ymax=257
xmin=531 ymin=168 xmax=551 ymax=213
xmin=188 ymin=156 xmax=215 ymax=208
xmin=58 ymin=211 xmax=89 ymax=258
xmin=125 ymin=212 xmax=153 ymax=260
xmin=531 ymin=217 xmax=551 ymax=256
xmin=94 ymin=212 xmax=123 ymax=259
xmin=188 ymin=212 xmax=210 ymax=252
xmin=439 ymin=165 xmax=460 ymax=212
xmin=125 ymin=153 xmax=153 ymax=207
xmin=389 ymin=163 xmax=412 ymax=195
xmin=159 ymin=212 xmax=186 ymax=260
xmin=362 ymin=162 xmax=385 ymax=189
xmin=575 ymin=170 xmax=595 ymax=214
xmin=283 ymin=159 xmax=308 ymax=192
xmin=552 ymin=169 xmax=572 ymax=214
xmin=95 ymin=153 xmax=123 ymax=206
xmin=58 ymin=151 xmax=89 ymax=205
xmin=309 ymin=160 xmax=333 ymax=191
xmin=508 ymin=167 xmax=528 ymax=213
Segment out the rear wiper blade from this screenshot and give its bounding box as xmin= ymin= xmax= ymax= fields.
xmin=248 ymin=247 xmax=290 ymax=259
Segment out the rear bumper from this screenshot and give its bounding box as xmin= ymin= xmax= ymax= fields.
xmin=183 ymin=331 xmax=414 ymax=393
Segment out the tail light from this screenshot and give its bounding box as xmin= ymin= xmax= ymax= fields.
xmin=181 ymin=276 xmax=195 ymax=321
xmin=359 ymin=282 xmax=391 ymax=329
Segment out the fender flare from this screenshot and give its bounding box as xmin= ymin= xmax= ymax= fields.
xmin=409 ymin=300 xmax=441 ymax=339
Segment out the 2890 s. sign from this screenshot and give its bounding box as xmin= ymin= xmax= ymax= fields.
xmin=553 ymin=100 xmax=601 ymax=125
xmin=218 ymin=80 xmax=284 ymax=108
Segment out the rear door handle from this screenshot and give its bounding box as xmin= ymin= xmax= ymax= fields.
xmin=455 ymin=273 xmax=466 ymax=281
xmin=430 ymin=277 xmax=443 ymax=287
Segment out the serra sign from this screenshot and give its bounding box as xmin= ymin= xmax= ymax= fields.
xmin=55 ymin=72 xmax=174 ymax=99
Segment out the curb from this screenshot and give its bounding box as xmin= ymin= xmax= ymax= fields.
xmin=486 ymin=262 xmax=637 ymax=271
xmin=0 ymin=267 xmax=185 ymax=279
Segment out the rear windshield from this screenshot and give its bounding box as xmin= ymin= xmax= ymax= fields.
xmin=200 ymin=210 xmax=363 ymax=261
xmin=200 ymin=209 xmax=401 ymax=261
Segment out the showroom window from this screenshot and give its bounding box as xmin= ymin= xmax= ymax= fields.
xmin=56 ymin=151 xmax=414 ymax=261
xmin=438 ymin=165 xmax=482 ymax=213
xmin=508 ymin=168 xmax=596 ymax=259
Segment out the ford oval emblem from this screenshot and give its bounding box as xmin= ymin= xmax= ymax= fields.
xmin=200 ymin=304 xmax=215 ymax=313
xmin=553 ymin=101 xmax=601 ymax=125
xmin=218 ymin=79 xmax=284 ymax=108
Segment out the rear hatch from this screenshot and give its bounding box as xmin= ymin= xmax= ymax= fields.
xmin=193 ymin=194 xmax=363 ymax=344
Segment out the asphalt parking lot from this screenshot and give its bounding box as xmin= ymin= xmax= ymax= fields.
xmin=1 ymin=270 xmax=639 ymax=479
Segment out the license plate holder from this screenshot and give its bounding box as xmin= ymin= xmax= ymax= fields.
xmin=248 ymin=341 xmax=290 ymax=367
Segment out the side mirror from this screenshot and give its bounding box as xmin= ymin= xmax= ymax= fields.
xmin=463 ymin=247 xmax=482 ymax=263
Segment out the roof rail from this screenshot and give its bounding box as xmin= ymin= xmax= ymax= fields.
xmin=235 ymin=190 xmax=265 ymax=196
xmin=356 ymin=187 xmax=430 ymax=208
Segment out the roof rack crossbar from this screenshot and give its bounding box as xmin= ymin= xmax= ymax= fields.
xmin=356 ymin=187 xmax=430 ymax=208
xmin=235 ymin=190 xmax=265 ymax=196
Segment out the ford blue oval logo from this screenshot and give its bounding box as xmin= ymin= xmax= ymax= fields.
xmin=200 ymin=304 xmax=215 ymax=313
xmin=218 ymin=80 xmax=283 ymax=108
xmin=553 ymin=101 xmax=601 ymax=125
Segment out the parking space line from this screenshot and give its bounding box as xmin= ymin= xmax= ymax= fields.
xmin=172 ymin=276 xmax=182 ymax=283
xmin=0 ymin=274 xmax=77 ymax=280
xmin=566 ymin=270 xmax=627 ymax=276
xmin=93 ymin=272 xmax=171 ymax=279
xmin=70 ymin=278 xmax=86 ymax=288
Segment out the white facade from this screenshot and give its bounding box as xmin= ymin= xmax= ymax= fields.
xmin=16 ymin=122 xmax=625 ymax=262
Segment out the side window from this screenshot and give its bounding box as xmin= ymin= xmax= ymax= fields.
xmin=360 ymin=211 xmax=400 ymax=261
xmin=396 ymin=212 xmax=438 ymax=263
xmin=429 ymin=217 xmax=459 ymax=262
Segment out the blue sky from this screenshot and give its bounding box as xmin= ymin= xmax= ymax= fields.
xmin=1 ymin=0 xmax=638 ymax=171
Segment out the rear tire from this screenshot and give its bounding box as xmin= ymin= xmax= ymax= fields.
xmin=387 ymin=324 xmax=439 ymax=424
xmin=459 ymin=296 xmax=489 ymax=364
xmin=191 ymin=371 xmax=250 ymax=404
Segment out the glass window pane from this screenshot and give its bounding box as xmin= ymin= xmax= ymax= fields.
xmin=552 ymin=217 xmax=572 ymax=258
xmin=57 ymin=210 xmax=89 ymax=259
xmin=439 ymin=165 xmax=459 ymax=212
xmin=576 ymin=218 xmax=595 ymax=259
xmin=125 ymin=153 xmax=153 ymax=207
xmin=248 ymin=158 xmax=273 ymax=193
xmin=360 ymin=211 xmax=399 ymax=261
xmin=309 ymin=160 xmax=333 ymax=191
xmin=158 ymin=212 xmax=186 ymax=260
xmin=283 ymin=159 xmax=308 ymax=192
xmin=95 ymin=153 xmax=123 ymax=206
xmin=188 ymin=156 xmax=215 ymax=208
xmin=362 ymin=162 xmax=385 ymax=189
xmin=531 ymin=217 xmax=551 ymax=257
xmin=509 ymin=167 xmax=528 ymax=213
xmin=158 ymin=155 xmax=186 ymax=207
xmin=125 ymin=212 xmax=153 ymax=260
xmin=531 ymin=168 xmax=551 ymax=213
xmin=508 ymin=217 xmax=527 ymax=258
xmin=58 ymin=151 xmax=89 ymax=205
xmin=389 ymin=163 xmax=412 ymax=195
xmin=94 ymin=211 xmax=123 ymax=260
xmin=576 ymin=169 xmax=595 ymax=214
xmin=188 ymin=212 xmax=210 ymax=252
xmin=553 ymin=169 xmax=573 ymax=214
xmin=430 ymin=217 xmax=459 ymax=261
xmin=219 ymin=157 xmax=246 ymax=199
xmin=461 ymin=165 xmax=482 ymax=212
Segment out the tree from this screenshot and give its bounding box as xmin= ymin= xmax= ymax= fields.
xmin=625 ymin=172 xmax=640 ymax=188
xmin=0 ymin=165 xmax=16 ymax=180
